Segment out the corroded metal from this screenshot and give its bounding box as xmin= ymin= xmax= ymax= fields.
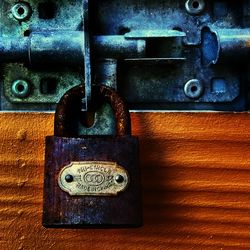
xmin=1 ymin=1 xmax=250 ymax=111
xmin=4 ymin=64 xmax=84 ymax=105
xmin=0 ymin=0 xmax=86 ymax=111
xmin=43 ymin=84 xmax=142 ymax=228
xmin=54 ymin=85 xmax=131 ymax=137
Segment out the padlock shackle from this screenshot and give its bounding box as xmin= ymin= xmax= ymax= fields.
xmin=54 ymin=85 xmax=131 ymax=137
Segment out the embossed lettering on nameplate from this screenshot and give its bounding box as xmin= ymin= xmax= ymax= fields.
xmin=58 ymin=161 xmax=129 ymax=196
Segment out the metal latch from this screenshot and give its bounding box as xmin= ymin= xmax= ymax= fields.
xmin=0 ymin=0 xmax=250 ymax=111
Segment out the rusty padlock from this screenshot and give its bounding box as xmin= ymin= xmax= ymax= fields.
xmin=43 ymin=85 xmax=142 ymax=228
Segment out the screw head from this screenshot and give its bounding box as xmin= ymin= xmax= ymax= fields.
xmin=184 ymin=79 xmax=204 ymax=99
xmin=65 ymin=175 xmax=74 ymax=183
xmin=115 ymin=175 xmax=124 ymax=184
xmin=11 ymin=80 xmax=30 ymax=98
xmin=185 ymin=0 xmax=205 ymax=15
xmin=11 ymin=2 xmax=32 ymax=21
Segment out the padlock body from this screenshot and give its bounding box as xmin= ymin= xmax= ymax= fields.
xmin=43 ymin=135 xmax=142 ymax=228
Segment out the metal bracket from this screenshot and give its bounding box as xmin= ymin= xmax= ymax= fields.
xmin=0 ymin=0 xmax=250 ymax=111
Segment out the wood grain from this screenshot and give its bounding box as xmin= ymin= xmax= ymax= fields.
xmin=0 ymin=112 xmax=250 ymax=249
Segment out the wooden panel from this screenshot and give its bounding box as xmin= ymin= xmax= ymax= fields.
xmin=0 ymin=112 xmax=250 ymax=249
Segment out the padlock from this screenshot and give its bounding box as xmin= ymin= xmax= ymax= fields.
xmin=43 ymin=85 xmax=142 ymax=228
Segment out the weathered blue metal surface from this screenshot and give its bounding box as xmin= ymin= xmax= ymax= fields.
xmin=0 ymin=0 xmax=250 ymax=111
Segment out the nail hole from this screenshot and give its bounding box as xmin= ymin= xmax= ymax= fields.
xmin=38 ymin=2 xmax=57 ymax=19
xmin=40 ymin=78 xmax=57 ymax=94
xmin=23 ymin=30 xmax=30 ymax=36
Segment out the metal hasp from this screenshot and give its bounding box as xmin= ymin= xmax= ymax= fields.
xmin=1 ymin=0 xmax=250 ymax=111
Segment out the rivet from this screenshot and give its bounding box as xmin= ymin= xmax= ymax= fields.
xmin=184 ymin=79 xmax=204 ymax=99
xmin=11 ymin=2 xmax=32 ymax=21
xmin=65 ymin=175 xmax=74 ymax=183
xmin=11 ymin=80 xmax=30 ymax=98
xmin=185 ymin=0 xmax=205 ymax=15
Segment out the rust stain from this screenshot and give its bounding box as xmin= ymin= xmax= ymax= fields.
xmin=55 ymin=85 xmax=131 ymax=137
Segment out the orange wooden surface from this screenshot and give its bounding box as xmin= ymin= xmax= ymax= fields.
xmin=1 ymin=112 xmax=250 ymax=249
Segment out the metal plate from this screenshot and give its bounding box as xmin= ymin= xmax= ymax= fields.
xmin=3 ymin=64 xmax=84 ymax=104
xmin=0 ymin=0 xmax=84 ymax=111
xmin=58 ymin=161 xmax=129 ymax=196
xmin=0 ymin=0 xmax=250 ymax=111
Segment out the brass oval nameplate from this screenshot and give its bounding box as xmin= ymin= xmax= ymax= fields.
xmin=58 ymin=161 xmax=129 ymax=196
